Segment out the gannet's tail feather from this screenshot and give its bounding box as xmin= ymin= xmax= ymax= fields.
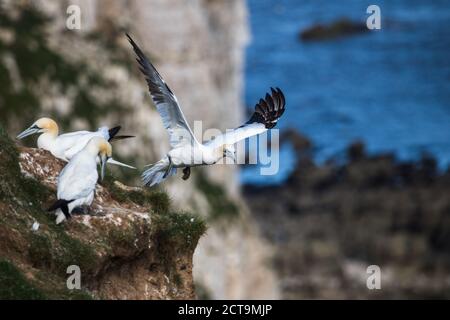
xmin=47 ymin=199 xmax=74 ymax=224
xmin=142 ymin=158 xmax=176 ymax=187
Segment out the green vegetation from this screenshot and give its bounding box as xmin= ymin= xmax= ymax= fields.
xmin=103 ymin=174 xmax=171 ymax=214
xmin=152 ymin=211 xmax=207 ymax=252
xmin=0 ymin=4 xmax=209 ymax=299
xmin=0 ymin=124 xmax=207 ymax=298
xmin=0 ymin=260 xmax=46 ymax=300
xmin=152 ymin=210 xmax=206 ymax=284
xmin=196 ymin=173 xmax=239 ymax=222
xmin=0 ymin=259 xmax=93 ymax=300
xmin=0 ymin=124 xmax=96 ymax=295
xmin=0 ymin=124 xmax=52 ymax=208
xmin=25 ymin=206 xmax=97 ymax=276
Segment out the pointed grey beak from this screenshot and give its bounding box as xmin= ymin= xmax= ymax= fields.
xmin=107 ymin=158 xmax=136 ymax=170
xmin=100 ymin=156 xmax=108 ymax=181
xmin=17 ymin=126 xmax=39 ymax=140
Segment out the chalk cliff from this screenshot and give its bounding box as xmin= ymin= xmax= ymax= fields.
xmin=0 ymin=0 xmax=279 ymax=299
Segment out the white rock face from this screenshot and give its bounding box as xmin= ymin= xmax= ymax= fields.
xmin=22 ymin=0 xmax=279 ymax=299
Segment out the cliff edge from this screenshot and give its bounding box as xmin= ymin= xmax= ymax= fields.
xmin=0 ymin=126 xmax=206 ymax=299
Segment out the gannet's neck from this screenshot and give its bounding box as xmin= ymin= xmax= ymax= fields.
xmin=85 ymin=142 xmax=101 ymax=157
xmin=83 ymin=137 xmax=110 ymax=158
xmin=37 ymin=131 xmax=58 ymax=151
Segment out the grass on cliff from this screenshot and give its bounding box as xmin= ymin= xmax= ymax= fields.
xmin=0 ymin=125 xmax=95 ymax=298
xmin=0 ymin=124 xmax=207 ymax=298
xmin=0 ymin=260 xmax=46 ymax=300
xmin=0 ymin=124 xmax=53 ymax=206
xmin=0 ymin=259 xmax=92 ymax=300
xmin=152 ymin=210 xmax=206 ymax=285
xmin=104 ymin=173 xmax=207 ymax=252
xmin=103 ymin=174 xmax=171 ymax=215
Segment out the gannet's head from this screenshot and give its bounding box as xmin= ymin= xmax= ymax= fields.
xmin=90 ymin=137 xmax=112 ymax=181
xmin=17 ymin=117 xmax=58 ymax=140
xmin=223 ymin=144 xmax=236 ymax=163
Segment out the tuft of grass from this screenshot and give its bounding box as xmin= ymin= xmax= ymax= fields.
xmin=0 ymin=260 xmax=46 ymax=300
xmin=28 ymin=230 xmax=97 ymax=277
xmin=0 ymin=124 xmax=53 ymax=207
xmin=107 ymin=218 xmax=151 ymax=251
xmin=104 ymin=175 xmax=171 ymax=214
xmin=196 ymin=173 xmax=239 ymax=222
xmin=0 ymin=124 xmax=22 ymax=201
xmin=31 ymin=269 xmax=93 ymax=300
xmin=28 ymin=233 xmax=53 ymax=269
xmin=152 ymin=211 xmax=207 ymax=252
xmin=53 ymin=232 xmax=98 ymax=276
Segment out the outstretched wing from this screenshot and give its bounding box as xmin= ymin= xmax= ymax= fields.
xmin=206 ymin=87 xmax=286 ymax=148
xmin=127 ymin=34 xmax=198 ymax=148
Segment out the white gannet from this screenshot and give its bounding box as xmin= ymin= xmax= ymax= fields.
xmin=127 ymin=34 xmax=286 ymax=187
xmin=47 ymin=137 xmax=112 ymax=224
xmin=17 ymin=118 xmax=135 ymax=169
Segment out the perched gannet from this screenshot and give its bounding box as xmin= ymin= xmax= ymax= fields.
xmin=47 ymin=137 xmax=112 ymax=224
xmin=17 ymin=118 xmax=135 ymax=169
xmin=127 ymin=34 xmax=286 ymax=187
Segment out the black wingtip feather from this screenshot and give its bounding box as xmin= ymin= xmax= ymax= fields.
xmin=246 ymin=87 xmax=286 ymax=129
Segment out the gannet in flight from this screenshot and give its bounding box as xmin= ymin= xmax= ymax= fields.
xmin=127 ymin=34 xmax=286 ymax=187
xmin=47 ymin=137 xmax=112 ymax=224
xmin=17 ymin=118 xmax=135 ymax=169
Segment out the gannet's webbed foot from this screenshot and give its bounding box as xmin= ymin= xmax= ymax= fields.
xmin=182 ymin=167 xmax=191 ymax=180
xmin=71 ymin=206 xmax=90 ymax=215
xmin=163 ymin=156 xmax=173 ymax=179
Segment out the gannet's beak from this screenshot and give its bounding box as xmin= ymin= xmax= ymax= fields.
xmin=225 ymin=149 xmax=237 ymax=163
xmin=107 ymin=158 xmax=136 ymax=170
xmin=100 ymin=155 xmax=108 ymax=181
xmin=17 ymin=125 xmax=40 ymax=140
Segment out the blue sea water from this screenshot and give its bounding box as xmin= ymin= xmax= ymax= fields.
xmin=241 ymin=0 xmax=450 ymax=185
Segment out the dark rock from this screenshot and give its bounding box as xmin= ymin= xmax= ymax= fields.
xmin=300 ymin=18 xmax=368 ymax=42
xmin=347 ymin=141 xmax=366 ymax=162
xmin=282 ymin=128 xmax=312 ymax=152
xmin=244 ymin=137 xmax=450 ymax=299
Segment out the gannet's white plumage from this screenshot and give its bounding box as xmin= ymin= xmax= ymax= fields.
xmin=47 ymin=137 xmax=112 ymax=224
xmin=127 ymin=34 xmax=286 ymax=187
xmin=17 ymin=118 xmax=135 ymax=169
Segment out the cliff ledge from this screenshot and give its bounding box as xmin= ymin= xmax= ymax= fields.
xmin=0 ymin=126 xmax=206 ymax=299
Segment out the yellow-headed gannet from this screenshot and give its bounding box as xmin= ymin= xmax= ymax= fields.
xmin=127 ymin=34 xmax=286 ymax=187
xmin=47 ymin=137 xmax=112 ymax=224
xmin=17 ymin=118 xmax=135 ymax=169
